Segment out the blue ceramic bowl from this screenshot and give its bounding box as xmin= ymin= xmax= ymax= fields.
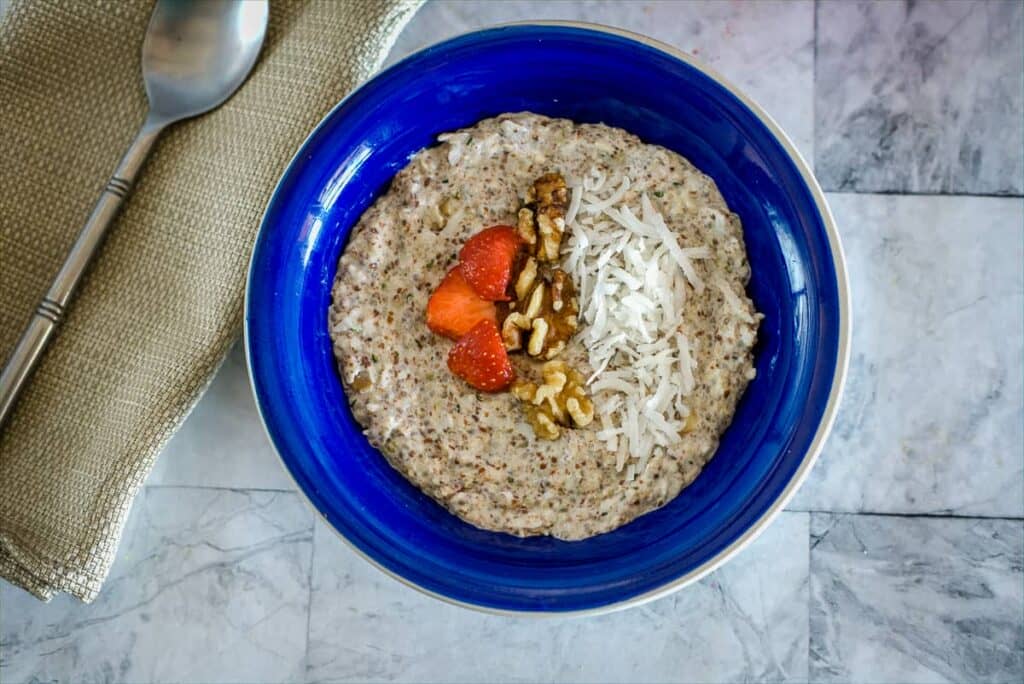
xmin=245 ymin=23 xmax=850 ymax=615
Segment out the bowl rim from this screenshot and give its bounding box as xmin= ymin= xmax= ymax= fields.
xmin=243 ymin=20 xmax=851 ymax=617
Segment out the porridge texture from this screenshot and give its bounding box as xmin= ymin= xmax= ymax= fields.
xmin=329 ymin=113 xmax=759 ymax=540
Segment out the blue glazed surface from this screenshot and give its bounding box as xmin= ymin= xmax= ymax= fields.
xmin=245 ymin=25 xmax=843 ymax=613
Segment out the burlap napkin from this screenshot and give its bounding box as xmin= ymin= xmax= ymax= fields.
xmin=0 ymin=0 xmax=423 ymax=602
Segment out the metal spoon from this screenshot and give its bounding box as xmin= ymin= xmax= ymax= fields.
xmin=0 ymin=0 xmax=269 ymax=426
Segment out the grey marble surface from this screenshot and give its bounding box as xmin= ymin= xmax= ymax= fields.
xmin=2 ymin=488 xmax=313 ymax=683
xmin=2 ymin=1 xmax=1023 ymax=683
xmin=810 ymin=514 xmax=1023 ymax=683
xmin=815 ymin=0 xmax=1024 ymax=195
xmin=385 ymin=0 xmax=815 ymax=163
xmin=308 ymin=513 xmax=809 ymax=684
xmin=789 ymin=192 xmax=1024 ymax=517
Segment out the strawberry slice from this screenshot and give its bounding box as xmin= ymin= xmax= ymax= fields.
xmin=426 ymin=267 xmax=497 ymax=340
xmin=458 ymin=225 xmax=521 ymax=301
xmin=447 ymin=319 xmax=516 ymax=392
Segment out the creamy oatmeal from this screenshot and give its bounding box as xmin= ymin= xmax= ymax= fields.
xmin=329 ymin=113 xmax=760 ymax=540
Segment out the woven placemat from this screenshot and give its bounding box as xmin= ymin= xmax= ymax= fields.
xmin=0 ymin=0 xmax=423 ymax=602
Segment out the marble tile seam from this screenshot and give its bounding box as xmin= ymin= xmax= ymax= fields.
xmin=302 ymin=523 xmax=317 ymax=681
xmin=787 ymin=507 xmax=1024 ymax=522
xmin=820 ymin=189 xmax=1024 ymax=199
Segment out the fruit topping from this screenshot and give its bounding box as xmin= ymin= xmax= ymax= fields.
xmin=426 ymin=267 xmax=497 ymax=340
xmin=458 ymin=225 xmax=521 ymax=301
xmin=447 ymin=319 xmax=516 ymax=392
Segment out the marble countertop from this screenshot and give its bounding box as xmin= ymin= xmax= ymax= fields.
xmin=2 ymin=1 xmax=1022 ymax=683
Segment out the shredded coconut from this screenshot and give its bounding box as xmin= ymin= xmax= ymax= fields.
xmin=715 ymin=275 xmax=756 ymax=324
xmin=563 ymin=171 xmax=726 ymax=477
xmin=438 ymin=132 xmax=468 ymax=166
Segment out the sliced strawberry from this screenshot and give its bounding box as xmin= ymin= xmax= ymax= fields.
xmin=426 ymin=267 xmax=497 ymax=340
xmin=447 ymin=319 xmax=516 ymax=392
xmin=458 ymin=225 xmax=521 ymax=301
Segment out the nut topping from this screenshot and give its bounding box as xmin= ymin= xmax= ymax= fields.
xmin=514 ymin=257 xmax=538 ymax=300
xmin=550 ymin=269 xmax=568 ymax=312
xmin=517 ymin=208 xmax=536 ymax=248
xmin=501 ymin=274 xmax=579 ymax=358
xmin=527 ymin=318 xmax=548 ymax=356
xmin=518 ymin=172 xmax=568 ymax=262
xmin=503 ymin=172 xmax=579 ymax=357
xmin=501 ymin=312 xmax=532 ymax=352
xmin=536 ymin=211 xmax=563 ymax=261
xmin=512 ymin=361 xmax=595 ymax=440
xmin=523 ymin=281 xmax=544 ymax=319
xmin=530 ymin=173 xmax=570 ymax=207
xmin=504 ymin=172 xmax=576 ymax=358
xmin=566 ymin=397 xmax=591 ymax=427
xmin=543 ymin=341 xmax=566 ymax=360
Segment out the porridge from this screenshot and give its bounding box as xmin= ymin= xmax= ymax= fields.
xmin=328 ymin=113 xmax=761 ymax=540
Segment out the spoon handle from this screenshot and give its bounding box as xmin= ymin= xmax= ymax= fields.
xmin=0 ymin=118 xmax=164 ymax=427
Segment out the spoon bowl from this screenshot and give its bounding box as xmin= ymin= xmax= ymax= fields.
xmin=143 ymin=0 xmax=269 ymax=123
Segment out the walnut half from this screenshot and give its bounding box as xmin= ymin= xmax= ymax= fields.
xmin=500 ymin=266 xmax=579 ymax=359
xmin=517 ymin=172 xmax=568 ymax=262
xmin=512 ymin=361 xmax=595 ymax=440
